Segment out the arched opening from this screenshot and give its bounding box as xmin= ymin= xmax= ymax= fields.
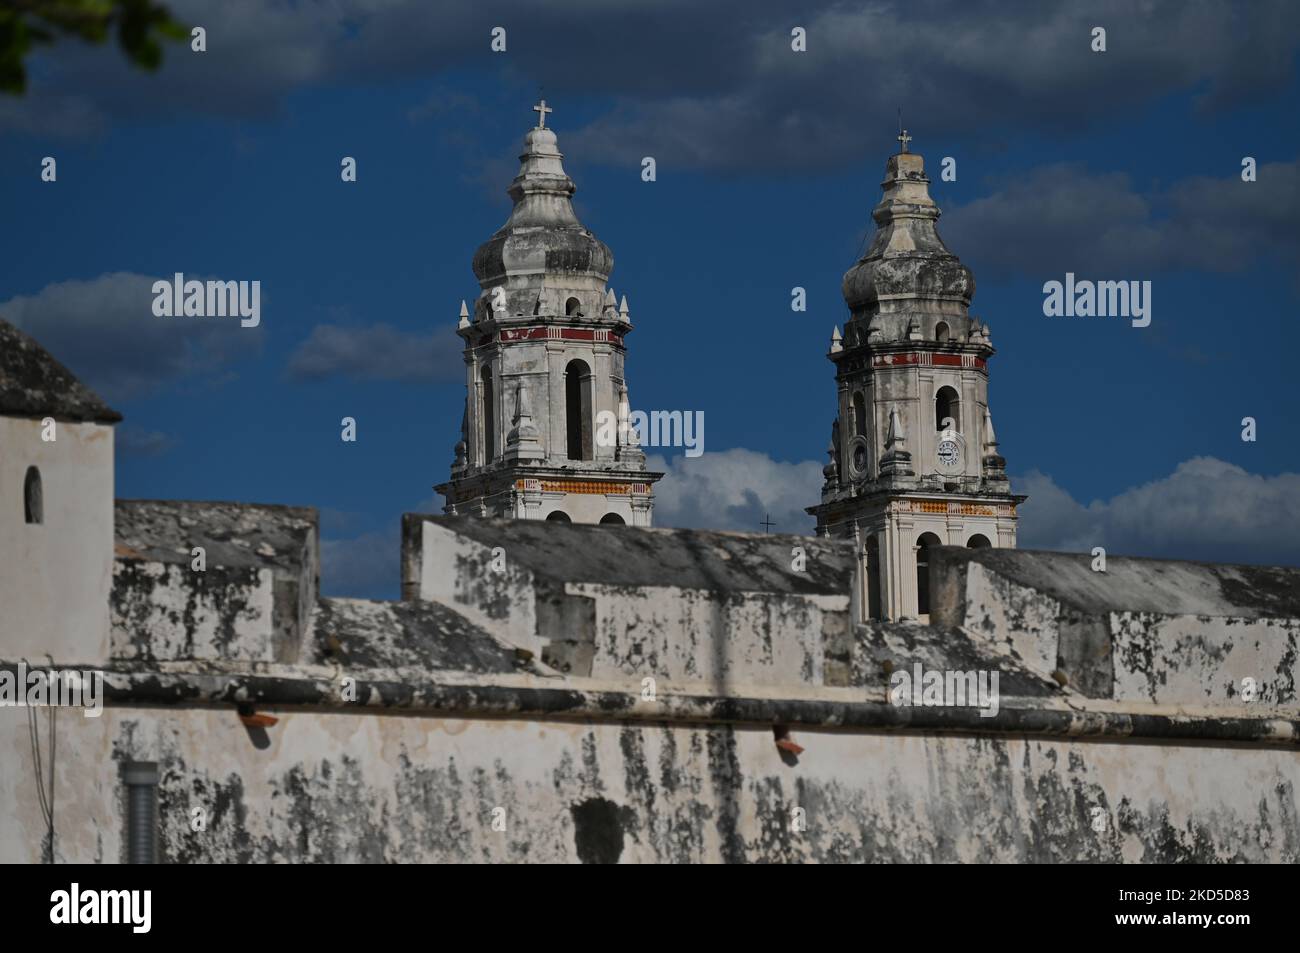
xmin=565 ymin=359 xmax=593 ymax=461
xmin=599 ymin=513 xmax=626 ymax=525
xmin=935 ymin=385 xmax=960 ymax=432
xmin=565 ymin=296 xmax=581 ymax=317
xmin=545 ymin=511 xmax=572 ymax=523
xmin=480 ymin=365 xmax=495 ymax=463
xmin=915 ymin=532 xmax=942 ymax=617
xmin=935 ymin=321 xmax=950 ymax=344
xmin=967 ymin=533 xmax=992 ymax=549
xmin=863 ymin=534 xmax=882 ymax=621
xmin=852 ymin=391 xmax=867 ymax=439
xmin=24 ymin=466 xmax=42 ymax=524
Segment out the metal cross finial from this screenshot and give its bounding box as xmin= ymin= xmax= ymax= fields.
xmin=761 ymin=514 xmax=776 ymax=533
xmin=897 ymin=106 xmax=911 ymax=153
xmin=533 ymin=99 xmax=553 ymax=128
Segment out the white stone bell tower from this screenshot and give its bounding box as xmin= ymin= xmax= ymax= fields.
xmin=435 ymin=102 xmax=661 ymax=525
xmin=808 ymin=132 xmax=1024 ymax=621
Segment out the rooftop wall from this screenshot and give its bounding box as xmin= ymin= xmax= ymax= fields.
xmin=931 ymin=546 xmax=1300 ymax=705
xmin=403 ymin=515 xmax=855 ymax=689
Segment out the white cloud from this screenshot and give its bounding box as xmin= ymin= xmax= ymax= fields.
xmin=941 ymin=159 xmax=1300 ymax=279
xmin=285 ymin=322 xmax=462 ymax=383
xmin=1015 ymin=457 xmax=1300 ymax=567
xmin=646 ymin=448 xmax=822 ymax=534
xmin=0 ymin=272 xmax=262 ymax=401
xmin=647 ymin=448 xmax=1300 ymax=569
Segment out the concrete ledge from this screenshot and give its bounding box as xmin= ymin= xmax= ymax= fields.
xmin=7 ymin=662 xmax=1297 ymax=747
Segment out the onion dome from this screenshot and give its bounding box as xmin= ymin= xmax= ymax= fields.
xmin=472 ymin=117 xmax=613 ymax=289
xmin=841 ymin=149 xmax=974 ymax=318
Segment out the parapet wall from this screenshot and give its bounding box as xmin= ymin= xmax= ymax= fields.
xmin=931 ymin=546 xmax=1300 ymax=705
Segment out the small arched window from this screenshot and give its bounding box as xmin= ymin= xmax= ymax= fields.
xmin=967 ymin=534 xmax=992 ymax=549
xmin=935 ymin=322 xmax=950 ymax=344
xmin=916 ymin=532 xmax=942 ymax=616
xmin=545 ymin=511 xmax=572 ymax=523
xmin=24 ymin=466 xmax=43 ymax=524
xmin=565 ymin=297 xmax=582 ymax=317
xmin=935 ymin=386 xmax=960 ymax=432
xmin=599 ymin=513 xmax=626 ymax=525
xmin=480 ymin=365 xmax=495 ymax=463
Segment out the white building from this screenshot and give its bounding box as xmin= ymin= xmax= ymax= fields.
xmin=809 ymin=135 xmax=1023 ymax=622
xmin=436 ymin=103 xmax=660 ymax=525
xmin=0 ymin=320 xmax=118 ymax=666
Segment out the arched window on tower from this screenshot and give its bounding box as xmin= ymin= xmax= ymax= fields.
xmin=967 ymin=533 xmax=991 ymax=549
xmin=24 ymin=466 xmax=42 ymax=524
xmin=565 ymin=296 xmax=581 ymax=317
xmin=935 ymin=321 xmax=950 ymax=344
xmin=863 ymin=534 xmax=882 ymax=621
xmin=935 ymin=385 xmax=960 ymax=432
xmin=546 ymin=510 xmax=572 ymax=523
xmin=565 ymin=359 xmax=594 ymax=461
xmin=599 ymin=513 xmax=626 ymax=525
xmin=852 ymin=391 xmax=868 ymax=439
xmin=916 ymin=532 xmax=942 ymax=617
xmin=480 ymin=365 xmax=495 ymax=463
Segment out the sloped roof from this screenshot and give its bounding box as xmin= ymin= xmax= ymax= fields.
xmin=417 ymin=515 xmax=855 ymax=595
xmin=0 ymin=317 xmax=121 ymax=423
xmin=115 ymin=499 xmax=317 ymax=572
xmin=939 ymin=546 xmax=1300 ymax=619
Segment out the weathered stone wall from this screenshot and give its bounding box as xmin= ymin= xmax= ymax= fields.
xmin=407 ymin=516 xmax=854 ymax=687
xmin=3 ymin=706 xmax=1296 ymax=863
xmin=932 ymin=547 xmax=1300 ymax=703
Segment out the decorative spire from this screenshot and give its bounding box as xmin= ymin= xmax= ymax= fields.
xmin=879 ymin=406 xmax=914 ymax=478
xmin=504 ymin=381 xmax=543 ymax=462
xmin=452 ymin=408 xmax=468 ymax=473
xmin=886 ymin=406 xmax=906 ymax=448
xmin=822 ymin=438 xmax=838 ymax=485
xmin=458 ymin=300 xmax=470 ymax=330
xmin=830 ymin=325 xmax=843 ymax=353
xmin=615 ymin=383 xmax=645 ymax=465
xmin=618 ymin=295 xmax=630 ymax=323
xmin=983 ymin=405 xmax=998 ymax=452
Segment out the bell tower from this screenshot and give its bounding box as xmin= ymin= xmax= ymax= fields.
xmin=808 ymin=133 xmax=1024 ymax=621
xmin=435 ymin=102 xmax=661 ymax=525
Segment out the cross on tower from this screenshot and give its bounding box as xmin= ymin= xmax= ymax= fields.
xmin=760 ymin=514 xmax=776 ymax=533
xmin=533 ymin=99 xmax=553 ymax=129
xmin=897 ymin=128 xmax=912 ymax=153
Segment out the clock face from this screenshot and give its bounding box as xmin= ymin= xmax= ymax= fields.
xmin=936 ymin=438 xmax=961 ymax=470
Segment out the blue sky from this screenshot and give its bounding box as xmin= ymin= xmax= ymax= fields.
xmin=2 ymin=0 xmax=1298 ymax=598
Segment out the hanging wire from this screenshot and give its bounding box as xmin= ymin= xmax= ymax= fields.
xmin=23 ymin=658 xmax=57 ymax=863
